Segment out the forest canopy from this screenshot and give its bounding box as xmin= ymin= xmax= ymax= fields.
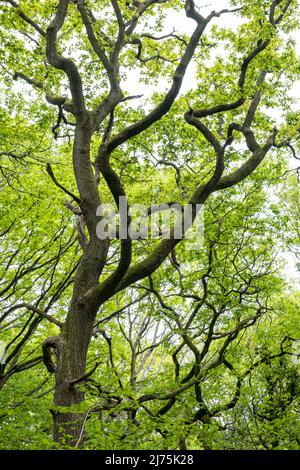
xmin=0 ymin=0 xmax=300 ymax=450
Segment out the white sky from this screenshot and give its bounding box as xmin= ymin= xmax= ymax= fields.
xmin=123 ymin=1 xmax=300 ymax=111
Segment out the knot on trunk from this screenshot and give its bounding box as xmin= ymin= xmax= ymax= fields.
xmin=42 ymin=336 xmax=61 ymax=373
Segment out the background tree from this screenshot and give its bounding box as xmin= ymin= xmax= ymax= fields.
xmin=0 ymin=110 xmax=80 ymax=390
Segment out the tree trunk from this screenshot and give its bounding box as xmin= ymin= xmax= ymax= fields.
xmin=52 ymin=301 xmax=96 ymax=446
xmin=51 ymin=120 xmax=108 ymax=446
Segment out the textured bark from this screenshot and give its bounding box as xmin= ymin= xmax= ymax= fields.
xmin=52 ymin=120 xmax=109 ymax=445
xmin=52 ymin=247 xmax=107 ymax=444
xmin=52 ymin=303 xmax=96 ymax=445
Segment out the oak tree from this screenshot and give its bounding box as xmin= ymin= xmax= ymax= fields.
xmin=0 ymin=0 xmax=300 ymax=446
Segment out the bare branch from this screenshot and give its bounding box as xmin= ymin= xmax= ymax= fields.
xmin=46 ymin=0 xmax=86 ymax=115
xmin=46 ymin=163 xmax=81 ymax=204
xmin=0 ymin=0 xmax=46 ymax=36
xmin=103 ymin=0 xmax=208 ymax=155
xmin=69 ymin=362 xmax=100 ymax=387
xmin=2 ymin=303 xmax=63 ymax=328
xmin=42 ymin=336 xmax=60 ymax=373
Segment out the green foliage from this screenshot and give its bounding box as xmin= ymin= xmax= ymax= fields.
xmin=0 ymin=0 xmax=300 ymax=451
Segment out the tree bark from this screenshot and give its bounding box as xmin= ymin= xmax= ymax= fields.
xmin=52 ymin=121 xmax=108 ymax=446
xmin=52 ymin=301 xmax=96 ymax=446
